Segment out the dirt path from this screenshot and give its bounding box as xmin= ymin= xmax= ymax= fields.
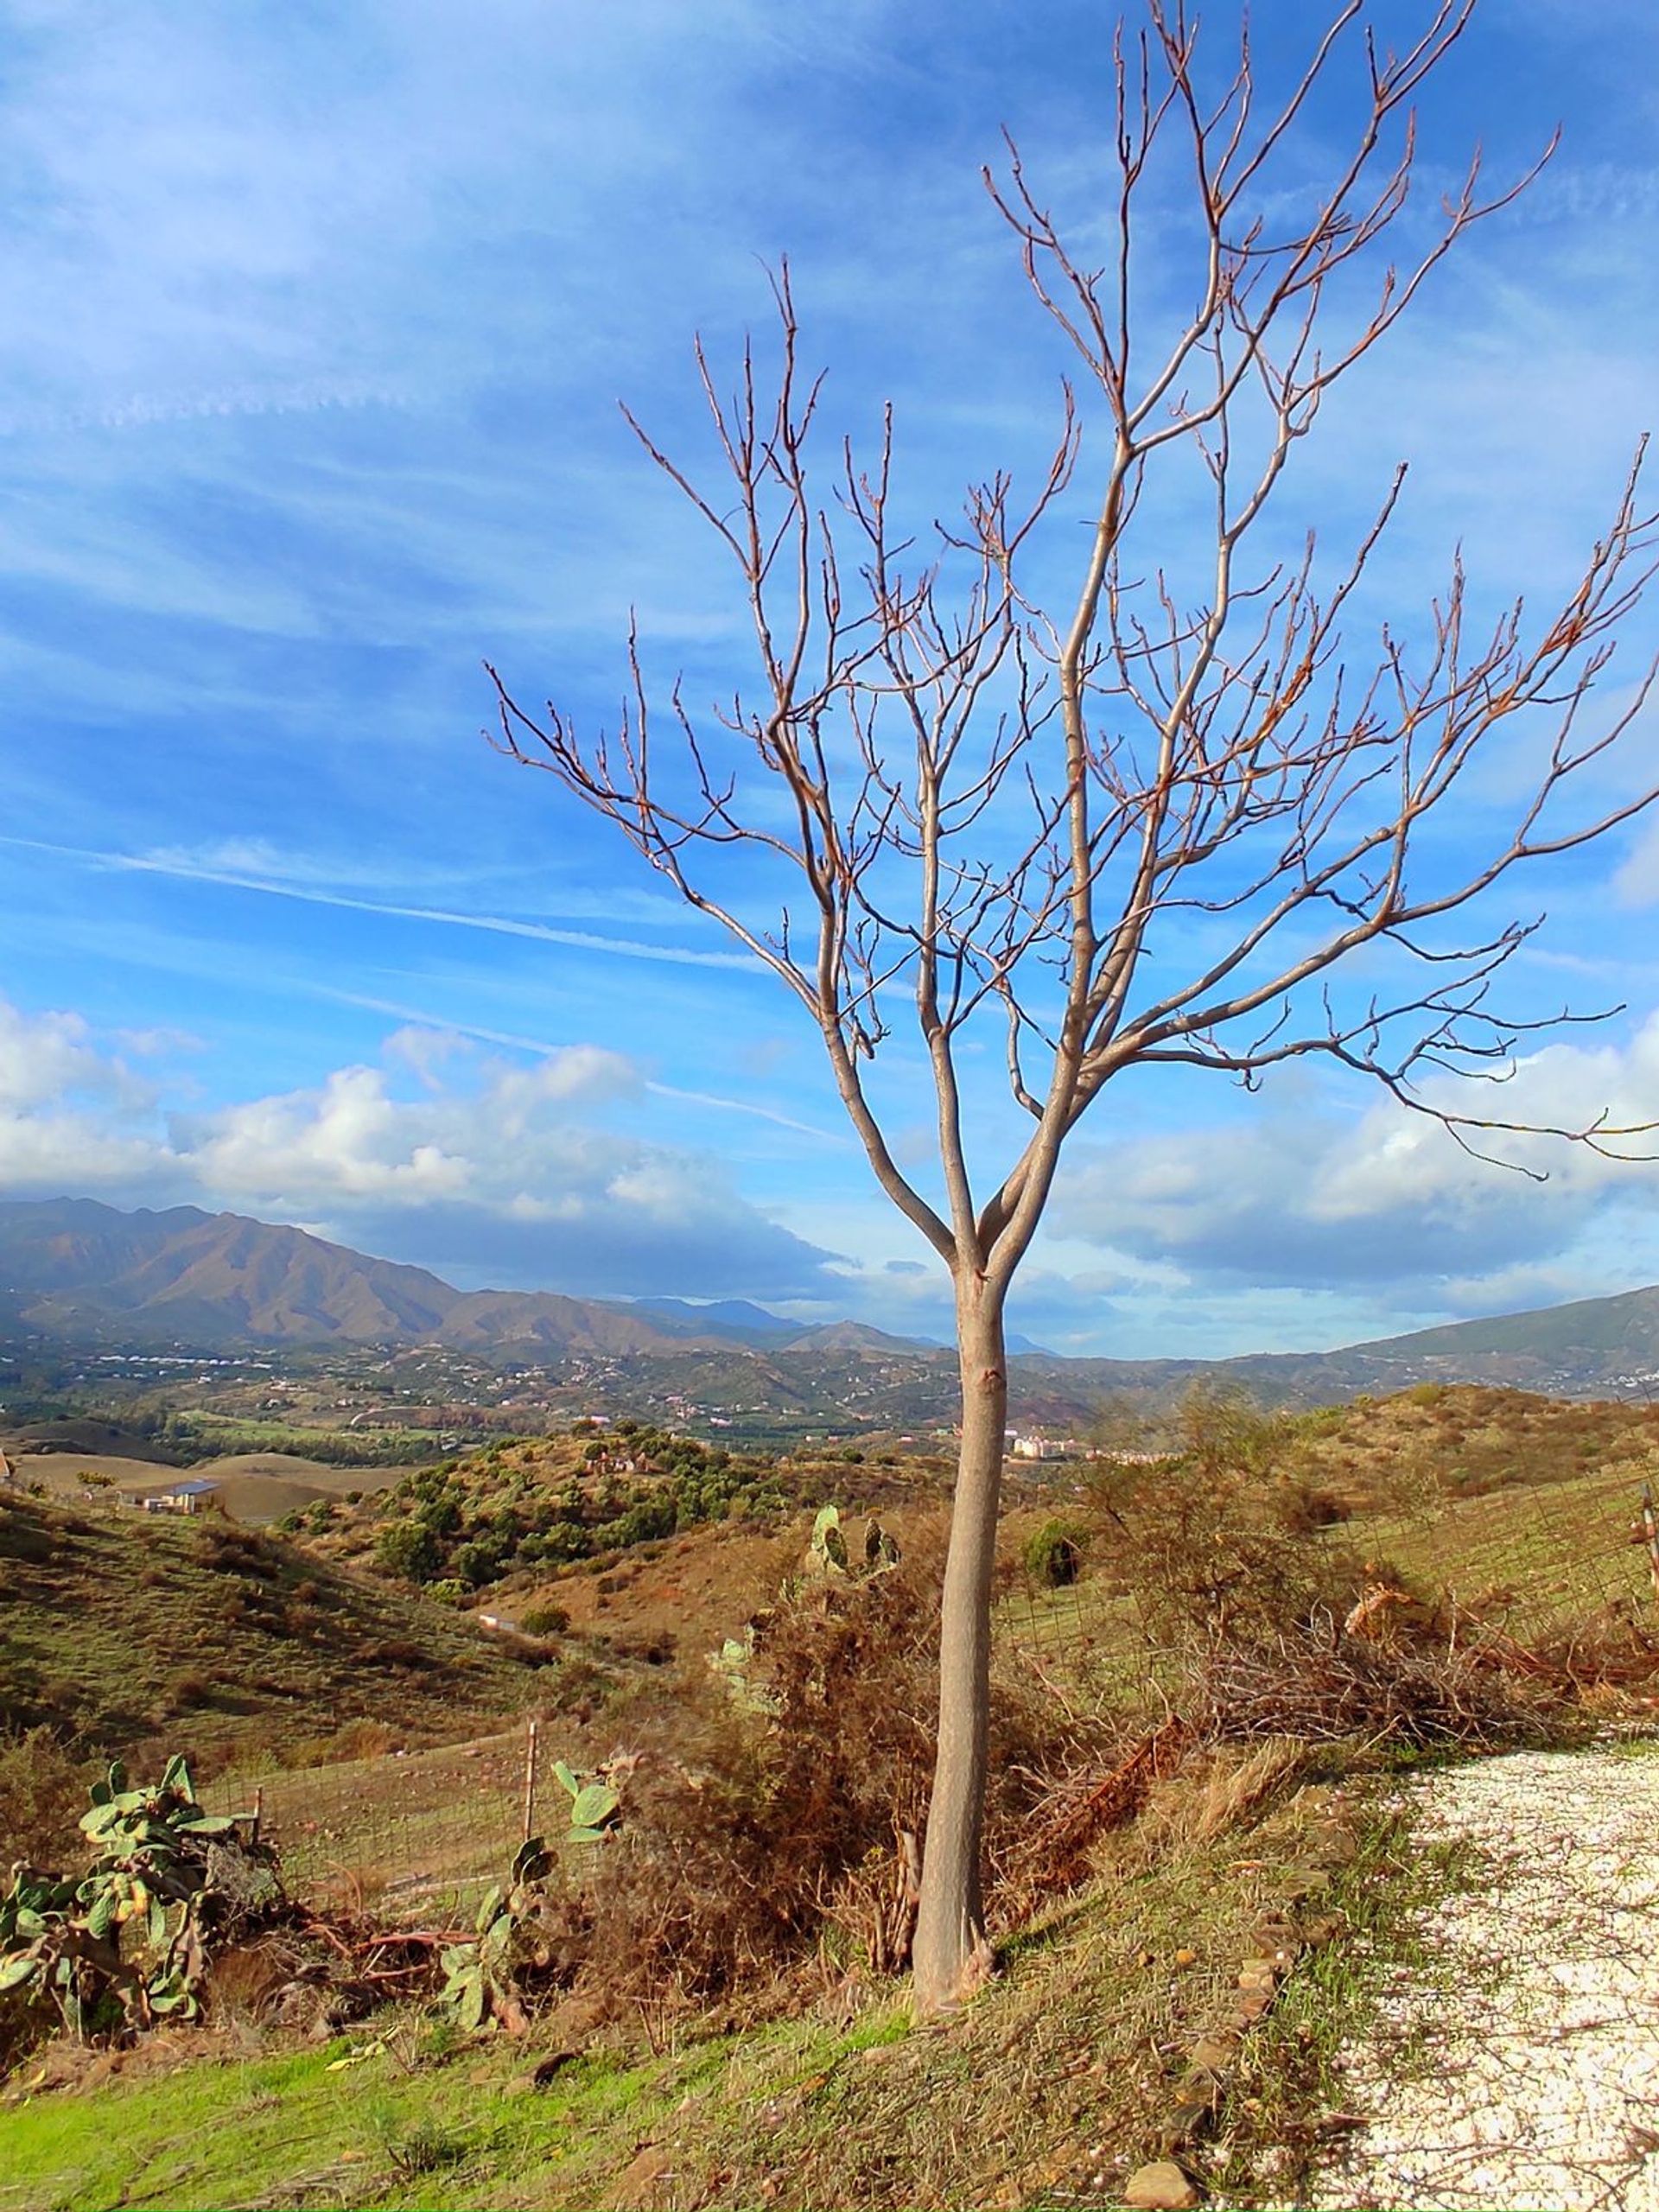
xmin=1307 ymin=1745 xmax=1659 ymax=2212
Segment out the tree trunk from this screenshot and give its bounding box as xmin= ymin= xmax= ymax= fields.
xmin=910 ymin=1278 xmax=1008 ymax=2017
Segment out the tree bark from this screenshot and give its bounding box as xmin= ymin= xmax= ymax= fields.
xmin=910 ymin=1278 xmax=1008 ymax=2016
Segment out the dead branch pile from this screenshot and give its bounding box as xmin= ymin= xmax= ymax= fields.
xmin=1194 ymin=1630 xmax=1560 ymax=1750
xmin=995 ymin=1715 xmax=1192 ymax=1916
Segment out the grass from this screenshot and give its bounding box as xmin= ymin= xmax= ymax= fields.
xmin=1 ymin=1756 xmax=1369 ymax=2210
xmin=1205 ymin=1792 xmax=1496 ymax=2205
xmin=199 ymin=1726 xmax=536 ymax=1918
xmin=0 ymin=1492 xmax=549 ymax=1805
xmin=0 ymin=2028 xmax=723 ymax=2211
xmin=1344 ymin=1460 xmax=1656 ymax=1640
xmin=0 ymin=2003 xmax=944 ymax=2212
xmin=1282 ymin=1383 xmax=1659 ymax=1510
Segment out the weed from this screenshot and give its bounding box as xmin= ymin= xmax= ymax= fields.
xmin=1206 ymin=1796 xmax=1492 ymax=2206
xmin=381 ymin=2119 xmax=471 ymax=2176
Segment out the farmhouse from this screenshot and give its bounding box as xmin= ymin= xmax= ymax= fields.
xmin=138 ymin=1477 xmax=224 ymax=1516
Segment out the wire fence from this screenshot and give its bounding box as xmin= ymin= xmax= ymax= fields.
xmin=998 ymin=1449 xmax=1659 ymax=1693
xmin=201 ymin=1723 xmax=540 ymax=1925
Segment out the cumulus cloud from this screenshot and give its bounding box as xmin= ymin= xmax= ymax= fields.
xmin=1056 ymin=1015 xmax=1659 ymax=1297
xmin=0 ymin=998 xmax=837 ymax=1300
xmin=0 ymin=1000 xmax=137 ymax=1113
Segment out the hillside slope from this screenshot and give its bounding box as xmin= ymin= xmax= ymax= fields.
xmin=0 ymin=1491 xmax=543 ymax=1764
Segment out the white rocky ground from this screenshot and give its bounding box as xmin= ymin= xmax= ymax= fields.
xmin=1306 ymin=1745 xmax=1659 ymax=2212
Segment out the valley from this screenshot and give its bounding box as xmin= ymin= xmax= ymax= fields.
xmin=7 ymin=1201 xmax=1659 ymax=1476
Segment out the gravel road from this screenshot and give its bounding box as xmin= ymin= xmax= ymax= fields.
xmin=1306 ymin=1745 xmax=1659 ymax=2212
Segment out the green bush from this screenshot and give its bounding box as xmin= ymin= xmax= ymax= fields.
xmin=375 ymin=1519 xmax=442 ymax=1582
xmin=519 ymin=1601 xmax=570 ymax=1637
xmin=1024 ymin=1517 xmax=1086 ymax=1588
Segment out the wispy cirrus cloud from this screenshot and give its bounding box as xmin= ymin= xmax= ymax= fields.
xmin=0 ymin=835 xmax=760 ymax=974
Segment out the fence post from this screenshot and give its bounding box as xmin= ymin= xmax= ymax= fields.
xmin=251 ymin=1785 xmax=264 ymax=1847
xmin=522 ymin=1719 xmax=539 ymax=1846
xmin=1641 ymin=1484 xmax=1659 ymax=1611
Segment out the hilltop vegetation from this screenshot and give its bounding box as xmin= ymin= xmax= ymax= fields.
xmin=358 ymin=1422 xmax=792 ymax=1592
xmin=302 ymin=1422 xmax=932 ymax=1601
xmin=1269 ymin=1382 xmax=1659 ymax=1510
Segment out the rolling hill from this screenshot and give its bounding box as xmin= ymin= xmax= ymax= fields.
xmin=0 ymin=1487 xmax=546 ymax=1765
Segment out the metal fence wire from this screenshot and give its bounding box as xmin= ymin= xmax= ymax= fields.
xmin=1000 ymin=1446 xmax=1659 ymax=1696
xmin=204 ymin=1723 xmax=539 ymax=1925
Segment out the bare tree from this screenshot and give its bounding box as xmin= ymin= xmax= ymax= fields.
xmin=489 ymin=0 xmax=1657 ymax=2013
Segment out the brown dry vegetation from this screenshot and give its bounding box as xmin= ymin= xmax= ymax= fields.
xmin=1277 ymin=1382 xmax=1659 ymax=1511
xmin=10 ymin=1385 xmax=1659 ymax=2210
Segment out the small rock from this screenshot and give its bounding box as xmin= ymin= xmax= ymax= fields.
xmin=1123 ymin=2157 xmax=1202 ymax=2208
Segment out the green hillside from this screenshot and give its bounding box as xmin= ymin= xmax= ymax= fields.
xmin=0 ymin=1491 xmax=544 ymax=1775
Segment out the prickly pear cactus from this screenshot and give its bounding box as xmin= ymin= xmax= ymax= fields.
xmin=435 ymin=1826 xmax=587 ymax=2034
xmin=809 ymin=1504 xmax=851 ymax=1574
xmin=550 ymin=1760 xmax=621 ymax=1845
xmin=0 ymin=1752 xmax=276 ymax=2045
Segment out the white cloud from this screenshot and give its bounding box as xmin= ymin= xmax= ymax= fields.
xmin=0 ymin=995 xmax=836 ymax=1299
xmin=1614 ymin=815 xmax=1659 ymax=909
xmin=1056 ymin=1014 xmax=1659 ymax=1298
xmin=0 ymin=1001 xmax=113 ymax=1112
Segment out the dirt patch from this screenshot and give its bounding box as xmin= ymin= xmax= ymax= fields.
xmin=17 ymin=1450 xmax=401 ymax=1522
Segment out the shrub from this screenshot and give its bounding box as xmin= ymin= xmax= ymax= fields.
xmin=1085 ymin=1389 xmax=1373 ymax=1656
xmin=0 ymin=1728 xmax=87 ymax=1867
xmin=556 ymin=1516 xmax=1080 ymax=2009
xmin=194 ymin=1527 xmax=279 ymax=1580
xmin=375 ymin=1520 xmax=442 ymax=1582
xmin=519 ymin=1601 xmax=570 ymax=1637
xmin=1024 ymin=1517 xmax=1086 ymax=1587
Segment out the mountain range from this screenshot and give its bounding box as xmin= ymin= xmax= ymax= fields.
xmin=0 ymin=1198 xmax=918 ymax=1359
xmin=3 ymin=1195 xmax=1658 ymax=1408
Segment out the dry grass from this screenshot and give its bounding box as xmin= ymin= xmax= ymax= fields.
xmin=0 ymin=1491 xmax=549 ymax=1773
xmin=0 ymin=1726 xmax=91 ymax=1866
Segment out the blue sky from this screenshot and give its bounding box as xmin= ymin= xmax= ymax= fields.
xmin=3 ymin=0 xmax=1659 ymax=1358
